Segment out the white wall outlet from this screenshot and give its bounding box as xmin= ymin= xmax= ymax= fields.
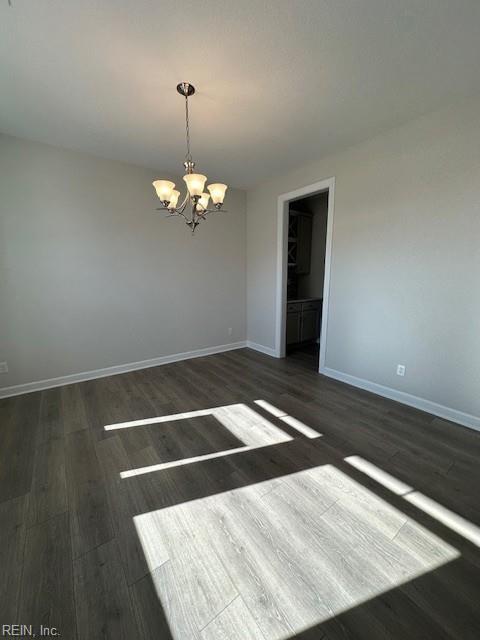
xmin=228 ymin=327 xmax=233 ymax=336
xmin=0 ymin=361 xmax=8 ymax=374
xmin=396 ymin=364 xmax=406 ymax=377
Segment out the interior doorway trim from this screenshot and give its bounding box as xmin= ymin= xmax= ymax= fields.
xmin=275 ymin=177 xmax=335 ymax=370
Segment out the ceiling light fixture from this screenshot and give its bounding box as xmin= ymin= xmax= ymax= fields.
xmin=152 ymin=82 xmax=228 ymax=233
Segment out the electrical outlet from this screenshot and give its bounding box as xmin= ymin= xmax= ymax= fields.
xmin=396 ymin=364 xmax=406 ymax=377
xmin=228 ymin=327 xmax=233 ymax=336
xmin=0 ymin=361 xmax=8 ymax=374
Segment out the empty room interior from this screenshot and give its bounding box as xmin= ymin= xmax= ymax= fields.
xmin=1 ymin=2 xmax=480 ymax=639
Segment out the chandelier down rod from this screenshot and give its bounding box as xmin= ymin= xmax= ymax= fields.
xmin=177 ymin=82 xmax=195 ymax=169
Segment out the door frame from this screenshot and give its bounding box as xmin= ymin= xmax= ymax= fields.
xmin=275 ymin=177 xmax=335 ymax=372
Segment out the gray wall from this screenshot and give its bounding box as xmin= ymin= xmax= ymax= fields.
xmin=0 ymin=134 xmax=246 ymax=388
xmin=247 ymin=97 xmax=480 ymax=418
xmin=297 ymin=193 xmax=328 ymax=300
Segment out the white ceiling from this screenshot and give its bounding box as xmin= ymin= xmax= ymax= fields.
xmin=1 ymin=1 xmax=480 ymax=189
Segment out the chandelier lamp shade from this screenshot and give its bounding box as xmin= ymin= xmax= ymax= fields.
xmin=152 ymin=82 xmax=228 ymax=233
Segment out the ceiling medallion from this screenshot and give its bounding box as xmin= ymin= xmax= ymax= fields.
xmin=152 ymin=82 xmax=228 ymax=233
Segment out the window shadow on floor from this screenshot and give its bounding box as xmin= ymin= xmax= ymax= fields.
xmin=105 ymin=398 xmax=480 ymax=640
xmin=286 ymin=558 xmax=479 ymax=639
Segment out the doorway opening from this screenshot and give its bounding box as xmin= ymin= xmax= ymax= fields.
xmin=275 ymin=178 xmax=335 ymax=372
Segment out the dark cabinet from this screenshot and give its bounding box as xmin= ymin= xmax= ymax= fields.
xmin=300 ymin=309 xmax=318 ymax=342
xmin=286 ymin=311 xmax=301 ymax=345
xmin=286 ymin=299 xmax=322 ymax=346
xmin=288 ymin=211 xmax=312 ymax=276
xmin=295 ymin=214 xmax=312 ymax=275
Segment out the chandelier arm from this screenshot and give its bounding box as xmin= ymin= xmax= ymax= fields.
xmin=156 ymin=204 xmax=190 ymax=222
xmin=192 ymin=199 xmax=201 ymax=223
xmin=172 ymin=210 xmax=190 ymax=224
xmin=157 ymin=207 xmax=184 ymax=219
xmin=177 ymin=192 xmax=190 ymax=214
xmin=200 ymin=208 xmax=228 ymax=215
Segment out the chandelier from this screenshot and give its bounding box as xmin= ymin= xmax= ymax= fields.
xmin=152 ymin=82 xmax=228 ymax=233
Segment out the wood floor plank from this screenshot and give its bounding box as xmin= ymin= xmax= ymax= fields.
xmin=129 ymin=567 xmax=175 ymax=640
xmin=318 ymin=576 xmax=454 ymax=640
xmin=200 ymin=596 xmax=265 ymax=640
xmin=73 ymin=538 xmax=137 ymax=639
xmin=19 ymin=512 xmax=76 ymax=639
xmin=65 ymin=428 xmax=103 ymax=486
xmin=398 ymin=559 xmax=480 ymax=640
xmin=80 ymin=378 xmax=112 ymax=436
xmin=0 ymin=393 xmax=41 ymax=503
xmin=96 ymin=436 xmax=157 ymax=584
xmin=306 ymin=465 xmax=408 ymax=540
xmin=95 ymin=432 xmax=133 ymax=479
xmin=83 ymin=377 xmax=132 ymax=439
xmin=179 ymin=359 xmax=239 ymax=406
xmin=69 ymin=477 xmax=115 ymax=559
xmin=319 ymin=499 xmax=427 ymax=584
xmin=36 ymin=388 xmax=64 ymax=445
xmin=259 ymin=474 xmax=443 ymax=640
xmin=27 ymin=435 xmax=67 ymax=527
xmin=62 ymin=383 xmax=89 ymax=434
xmin=393 ymin=519 xmax=459 ymax=569
xmin=0 ymin=398 xmax=18 ymax=499
xmin=204 ymin=491 xmax=322 ymax=640
xmin=135 ymin=500 xmax=238 ymax=636
xmin=0 ymin=494 xmax=29 ymax=621
xmin=248 ymin=484 xmax=395 ymax=619
xmin=132 ymin=367 xmax=173 ymax=407
xmin=116 ymin=372 xmax=157 ymax=418
xmin=66 ymin=423 xmax=114 ymax=558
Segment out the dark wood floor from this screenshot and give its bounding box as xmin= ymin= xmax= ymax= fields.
xmin=1 ymin=348 xmax=479 ymax=639
xmin=287 ymin=342 xmax=320 ymax=370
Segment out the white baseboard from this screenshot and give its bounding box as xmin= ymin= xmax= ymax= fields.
xmin=0 ymin=341 xmax=247 ymax=399
xmin=246 ymin=341 xmax=279 ymax=358
xmin=321 ymin=366 xmax=480 ymax=432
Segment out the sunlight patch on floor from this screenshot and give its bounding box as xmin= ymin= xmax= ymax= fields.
xmin=254 ymin=399 xmax=323 ymax=438
xmin=254 ymin=399 xmax=287 ymax=418
xmin=104 ymin=406 xmax=228 ymax=430
xmin=133 ymin=463 xmax=459 ymax=640
xmin=345 ymin=455 xmax=413 ymax=494
xmin=279 ymin=414 xmax=322 ymax=439
xmin=105 ymin=400 xmax=322 ymax=443
xmin=404 ymin=491 xmax=480 ymax=547
xmin=121 ymin=442 xmax=271 ymax=478
xmin=345 ymin=455 xmax=480 ymax=547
